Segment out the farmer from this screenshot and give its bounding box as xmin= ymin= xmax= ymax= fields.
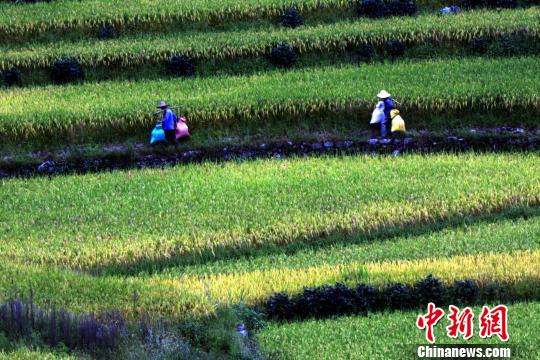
xmin=370 ymin=90 xmax=395 ymax=138
xmin=156 ymin=100 xmax=178 ymax=145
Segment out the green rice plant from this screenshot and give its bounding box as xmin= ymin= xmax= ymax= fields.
xmin=0 ymin=153 xmax=538 ymax=273
xmin=257 ymin=301 xmax=540 ymax=359
xmin=0 ymin=348 xmax=75 ymax=360
xmin=1 ymin=8 xmax=538 ymax=70
xmin=0 ymin=260 xmax=215 ymax=318
xmin=0 ymin=56 xmax=538 ymax=142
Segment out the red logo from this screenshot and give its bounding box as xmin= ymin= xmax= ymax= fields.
xmin=446 ymin=305 xmax=474 ymax=340
xmin=417 ymin=304 xmax=509 ymax=343
xmin=416 ymin=303 xmax=445 ymax=343
xmin=479 ymin=305 xmax=509 ymax=342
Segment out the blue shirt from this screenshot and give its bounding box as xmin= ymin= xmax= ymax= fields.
xmin=383 ymin=98 xmax=395 ymax=121
xmin=162 ymin=109 xmax=177 ymax=130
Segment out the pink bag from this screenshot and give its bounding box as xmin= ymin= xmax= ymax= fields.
xmin=175 ymin=117 xmax=190 ymax=139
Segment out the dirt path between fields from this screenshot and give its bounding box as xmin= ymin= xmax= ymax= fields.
xmin=1 ymin=127 xmax=538 ymax=179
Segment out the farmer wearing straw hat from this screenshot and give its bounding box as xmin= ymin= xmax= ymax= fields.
xmin=376 ymin=90 xmax=395 ymax=138
xmin=156 ymin=100 xmax=178 ymax=145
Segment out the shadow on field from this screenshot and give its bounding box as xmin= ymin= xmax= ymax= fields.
xmin=90 ymin=206 xmax=540 ymax=277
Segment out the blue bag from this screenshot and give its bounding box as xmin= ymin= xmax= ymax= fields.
xmin=150 ymin=123 xmax=166 ymax=144
xmin=439 ymin=5 xmax=460 ymax=14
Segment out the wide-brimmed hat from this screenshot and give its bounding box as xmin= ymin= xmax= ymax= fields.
xmin=157 ymin=100 xmax=169 ymax=108
xmin=377 ymin=90 xmax=391 ymax=99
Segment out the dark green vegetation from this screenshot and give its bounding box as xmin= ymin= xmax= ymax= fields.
xmin=264 ymin=274 xmax=539 ymax=320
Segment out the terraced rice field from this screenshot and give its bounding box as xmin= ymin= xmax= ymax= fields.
xmin=0 ymin=0 xmax=539 ymax=358
xmin=1 ymin=153 xmax=539 ymax=272
xmin=2 ymin=8 xmax=538 ymax=70
xmin=1 ymin=57 xmax=539 ymax=142
xmin=1 ymin=154 xmax=539 ymax=355
xmin=0 ymin=0 xmax=497 ymax=39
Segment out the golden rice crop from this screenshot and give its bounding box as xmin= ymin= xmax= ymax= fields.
xmin=1 ymin=250 xmax=538 ymax=318
xmin=158 ymin=250 xmax=540 ymax=305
